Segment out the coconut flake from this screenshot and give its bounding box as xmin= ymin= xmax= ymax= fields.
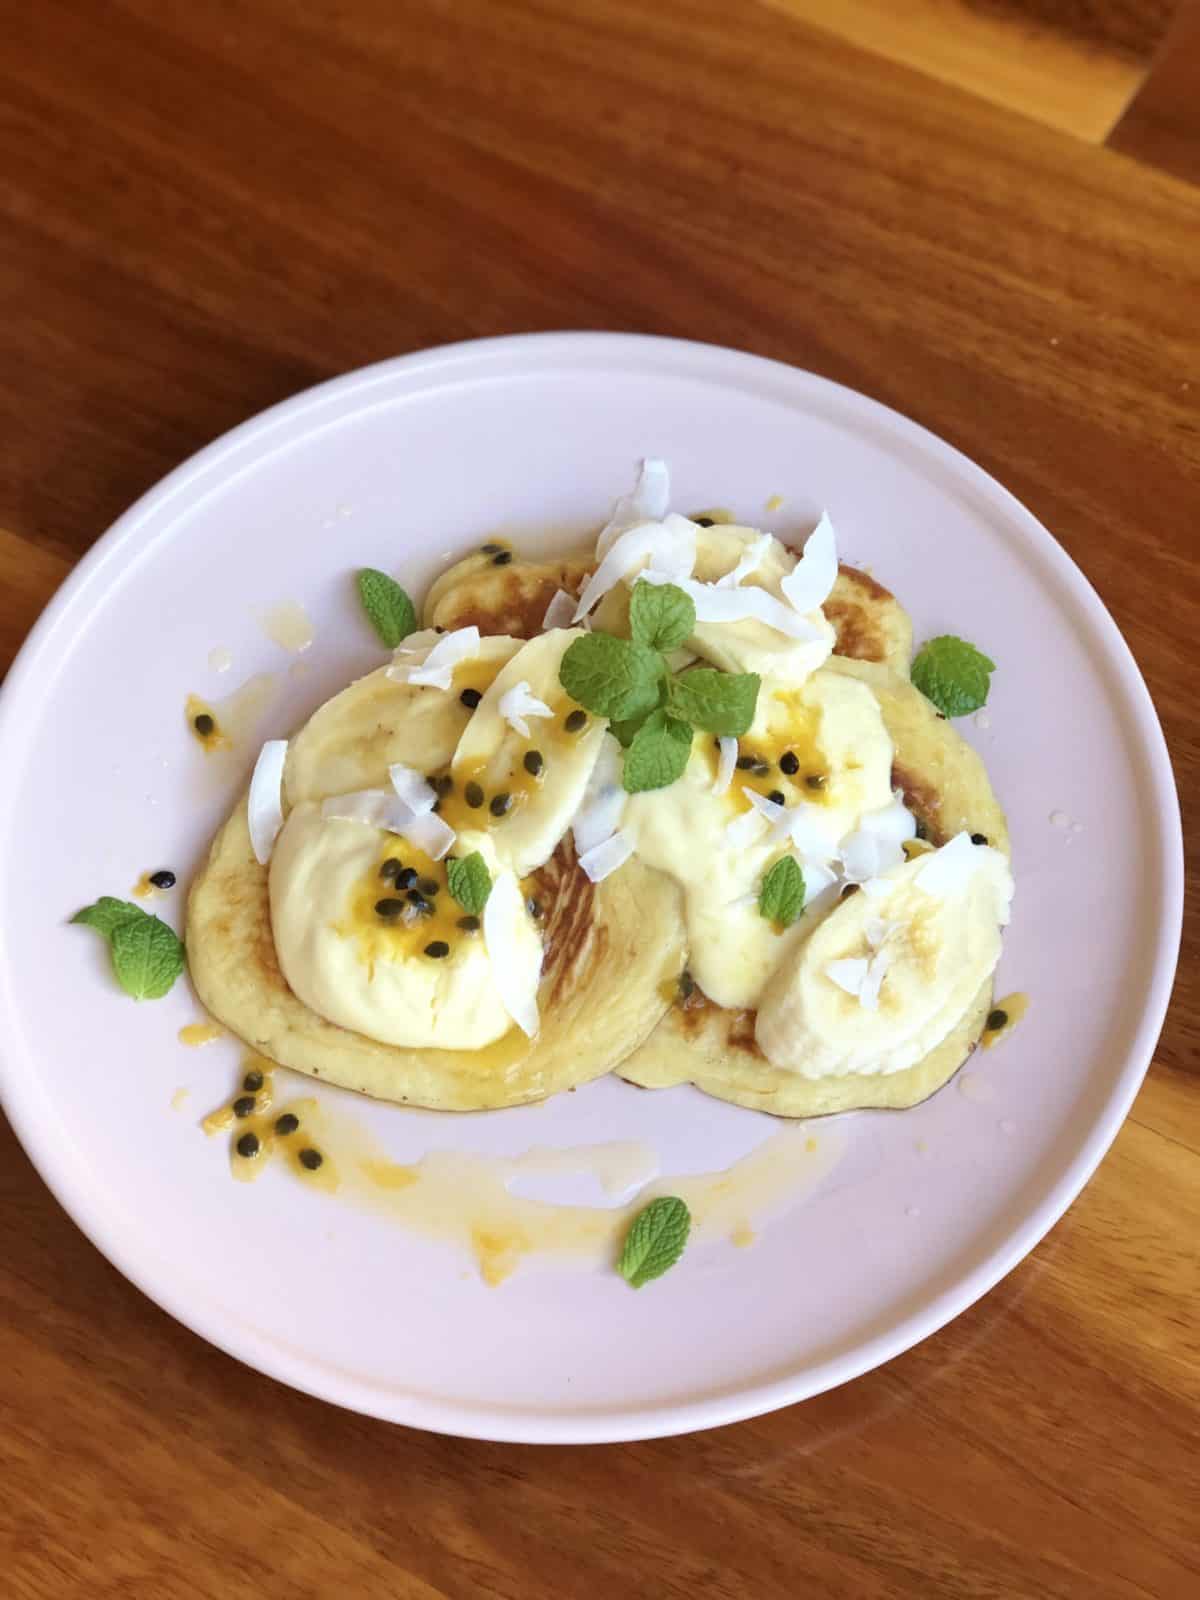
xmin=724 ymin=807 xmax=769 ymax=850
xmin=498 ymin=680 xmax=553 ymax=740
xmin=388 ymin=763 xmax=437 ymax=815
xmin=398 ymin=810 xmax=456 ymax=861
xmin=572 ymin=734 xmax=626 ymax=856
xmin=578 ymin=830 xmax=634 ymax=883
xmin=839 ymin=794 xmax=916 ymax=882
xmin=858 ymin=947 xmax=893 ymax=1010
xmin=640 ymin=571 xmax=824 ymax=640
xmin=595 ymin=459 xmax=671 ymax=560
xmin=744 ymin=789 xmax=838 ymax=860
xmin=916 ymin=831 xmax=979 ymax=897
xmin=541 ymin=588 xmax=576 ymax=630
xmin=387 ymin=626 xmax=481 ymax=691
xmin=781 ymin=512 xmax=839 ymax=615
xmin=712 ymin=735 xmax=738 ymax=796
xmin=483 ymin=871 xmax=540 ymax=1037
xmin=247 ymin=739 xmax=288 ymax=865
xmin=802 ymin=859 xmax=838 ymax=906
xmin=322 ymin=787 xmax=456 ymax=859
xmin=826 ymin=947 xmax=891 ymax=1011
xmin=715 ymin=532 xmax=773 ymax=589
xmin=573 ymin=514 xmax=697 ymax=621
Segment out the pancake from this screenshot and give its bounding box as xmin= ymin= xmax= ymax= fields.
xmin=423 ymin=548 xmax=592 ymax=638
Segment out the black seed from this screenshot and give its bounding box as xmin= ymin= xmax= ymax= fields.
xmin=435 ymin=775 xmax=454 ymax=797
xmin=971 ymin=832 xmax=988 ymax=846
xmin=678 ymin=969 xmax=696 ymax=999
xmin=914 ymin=819 xmax=928 ymax=841
xmin=465 ymin=782 xmax=485 ymax=808
xmin=459 ymin=687 xmax=482 ymax=709
xmin=986 ymin=1008 xmax=1008 ymax=1032
xmin=481 ymin=542 xmax=503 ymax=555
xmin=242 ymin=1069 xmax=264 ymax=1092
xmin=841 ymin=883 xmax=859 ymax=898
xmin=193 ymin=713 xmax=215 ymax=736
xmin=779 ymin=752 xmax=800 ymax=776
xmin=526 ymin=898 xmax=543 ymax=919
xmin=298 ymin=1147 xmax=323 ymax=1171
xmin=456 ymin=915 xmax=481 ymax=932
xmin=491 ymin=550 xmax=513 ymax=566
xmin=736 ymin=755 xmax=755 ymax=771
xmin=406 ymin=891 xmax=432 ymax=914
xmin=523 ymin=749 xmax=544 ymax=776
xmin=424 ymin=940 xmax=451 ymax=959
xmin=490 ymin=792 xmax=512 ymax=816
xmin=379 ymin=857 xmax=403 ymax=881
xmin=564 ymin=709 xmax=587 ymax=733
xmin=236 ymin=1132 xmax=260 ymax=1159
xmin=767 ymin=789 xmax=786 ymax=806
xmin=274 ymin=1113 xmax=300 ymax=1136
xmin=693 ymin=516 xmax=715 ymax=528
xmin=433 ymin=625 xmax=445 ymax=633
xmin=233 ymin=1095 xmax=256 ymax=1118
xmin=375 ymin=897 xmax=405 ymax=919
xmin=418 ymin=877 xmax=440 ymax=896
xmin=752 ymin=761 xmax=771 ymax=777
xmin=806 ymin=774 xmax=827 ymax=790
xmin=395 ymin=866 xmax=418 ymax=889
xmin=149 ymin=869 xmax=176 ymax=889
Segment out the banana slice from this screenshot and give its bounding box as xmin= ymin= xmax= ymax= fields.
xmin=285 ymin=634 xmax=521 ymax=807
xmin=756 ymin=839 xmax=1014 ymax=1078
xmin=443 ymin=628 xmax=607 ymax=875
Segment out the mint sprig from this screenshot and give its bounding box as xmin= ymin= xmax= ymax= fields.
xmin=73 ymin=898 xmax=185 ymax=1001
xmin=618 ymin=1196 xmax=691 ymax=1288
xmin=911 ymin=635 xmax=995 ymax=718
xmin=759 ymin=856 xmax=805 ymax=928
xmin=357 ymin=569 xmax=417 ymax=649
xmin=560 ymin=581 xmax=762 ymax=794
xmin=446 ymin=851 xmax=492 ymax=916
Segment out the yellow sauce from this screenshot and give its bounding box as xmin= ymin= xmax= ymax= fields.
xmin=185 ymin=693 xmax=229 ymax=752
xmin=981 ymin=991 xmax=1029 ymax=1050
xmin=185 ymin=674 xmax=279 ymax=754
xmin=705 ymin=686 xmax=831 ymax=814
xmin=178 ymin=1021 xmax=224 ymax=1048
xmin=202 ymin=1060 xmax=845 ymax=1285
xmin=437 ymin=691 xmax=588 ymax=836
xmin=337 ymin=839 xmax=475 ymax=972
xmin=131 ymin=871 xmax=161 ymax=900
xmin=764 ymin=494 xmax=785 ymax=513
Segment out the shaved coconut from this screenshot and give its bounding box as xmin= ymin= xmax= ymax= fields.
xmin=724 ymin=807 xmax=769 ymax=850
xmin=640 ymin=571 xmax=824 ymax=640
xmin=827 ymin=957 xmax=868 ymax=998
xmin=802 ymin=859 xmax=838 ymax=906
xmin=744 ymin=788 xmax=787 ymax=826
xmin=483 ymin=872 xmax=540 ymax=1037
xmin=858 ymin=947 xmax=893 ymax=1011
xmin=916 ymin=831 xmax=979 ymax=897
xmin=839 ymin=794 xmax=916 ymax=882
xmin=541 ymin=588 xmax=576 ymax=630
xmin=498 ymin=679 xmax=553 ymax=740
xmin=595 ymin=459 xmax=671 ymax=560
xmin=387 ymin=626 xmax=480 ymax=691
xmin=322 ymin=788 xmax=456 ymax=859
xmin=864 ymin=916 xmax=900 ymax=949
xmin=388 ymin=763 xmax=437 ymax=815
xmin=573 ymin=514 xmax=697 ymax=621
xmin=780 ymin=512 xmax=839 ymax=615
xmin=712 ymin=735 xmax=738 ymax=796
xmin=716 ymin=532 xmax=773 ymax=589
xmin=578 ymin=830 xmax=634 ymax=883
xmin=572 ymin=734 xmax=626 ymax=856
xmin=247 ymin=739 xmax=288 ymax=865
xmin=744 ymin=789 xmax=837 ymax=860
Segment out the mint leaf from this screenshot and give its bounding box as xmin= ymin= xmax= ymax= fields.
xmin=71 ymin=897 xmax=146 ymax=939
xmin=559 ymin=633 xmax=662 ymax=721
xmin=357 ymin=569 xmax=416 ymax=649
xmin=759 ymin=856 xmax=805 ymax=928
xmin=618 ymin=1196 xmax=691 ymax=1288
xmin=629 ymin=580 xmax=696 ymax=654
xmin=667 ymin=668 xmax=760 ymax=736
xmin=109 ymin=913 xmax=185 ymax=1000
xmin=446 ymin=851 xmax=492 ymax=916
xmin=911 ymin=635 xmax=995 ymax=718
xmin=622 ymin=711 xmax=693 ymax=793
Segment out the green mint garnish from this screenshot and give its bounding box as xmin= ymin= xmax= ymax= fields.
xmin=911 ymin=635 xmax=995 ymax=718
xmin=629 ymin=580 xmax=696 ymax=654
xmin=622 ymin=711 xmax=694 ymax=793
xmin=618 ymin=1196 xmax=691 ymax=1288
xmin=73 ymin=898 xmax=185 ymax=1000
xmin=357 ymin=568 xmax=417 ymax=649
xmin=758 ymin=855 xmax=805 ymax=928
xmin=446 ymin=851 xmax=493 ymax=916
xmin=558 ymin=632 xmax=663 ymax=722
xmin=666 ymin=668 xmax=760 ymax=736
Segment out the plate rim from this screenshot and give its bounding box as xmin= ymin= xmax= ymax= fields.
xmin=0 ymin=331 xmax=1183 ymax=1443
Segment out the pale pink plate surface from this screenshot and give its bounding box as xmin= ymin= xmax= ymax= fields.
xmin=0 ymin=335 xmax=1182 ymax=1442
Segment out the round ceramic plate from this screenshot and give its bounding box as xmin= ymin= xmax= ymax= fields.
xmin=0 ymin=335 xmax=1181 ymax=1443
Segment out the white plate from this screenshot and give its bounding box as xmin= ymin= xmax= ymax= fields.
xmin=0 ymin=335 xmax=1181 ymax=1442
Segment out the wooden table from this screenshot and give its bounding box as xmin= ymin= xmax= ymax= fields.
xmin=2 ymin=3 xmax=1197 ymax=1595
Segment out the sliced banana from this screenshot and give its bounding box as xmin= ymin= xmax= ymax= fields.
xmin=445 ymin=628 xmax=607 ymax=875
xmin=756 ymin=841 xmax=1014 ymax=1079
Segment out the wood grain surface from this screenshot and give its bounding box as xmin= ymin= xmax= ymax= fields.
xmin=1 ymin=3 xmax=1197 ymax=1596
xmin=1110 ymin=0 xmax=1200 ymax=181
